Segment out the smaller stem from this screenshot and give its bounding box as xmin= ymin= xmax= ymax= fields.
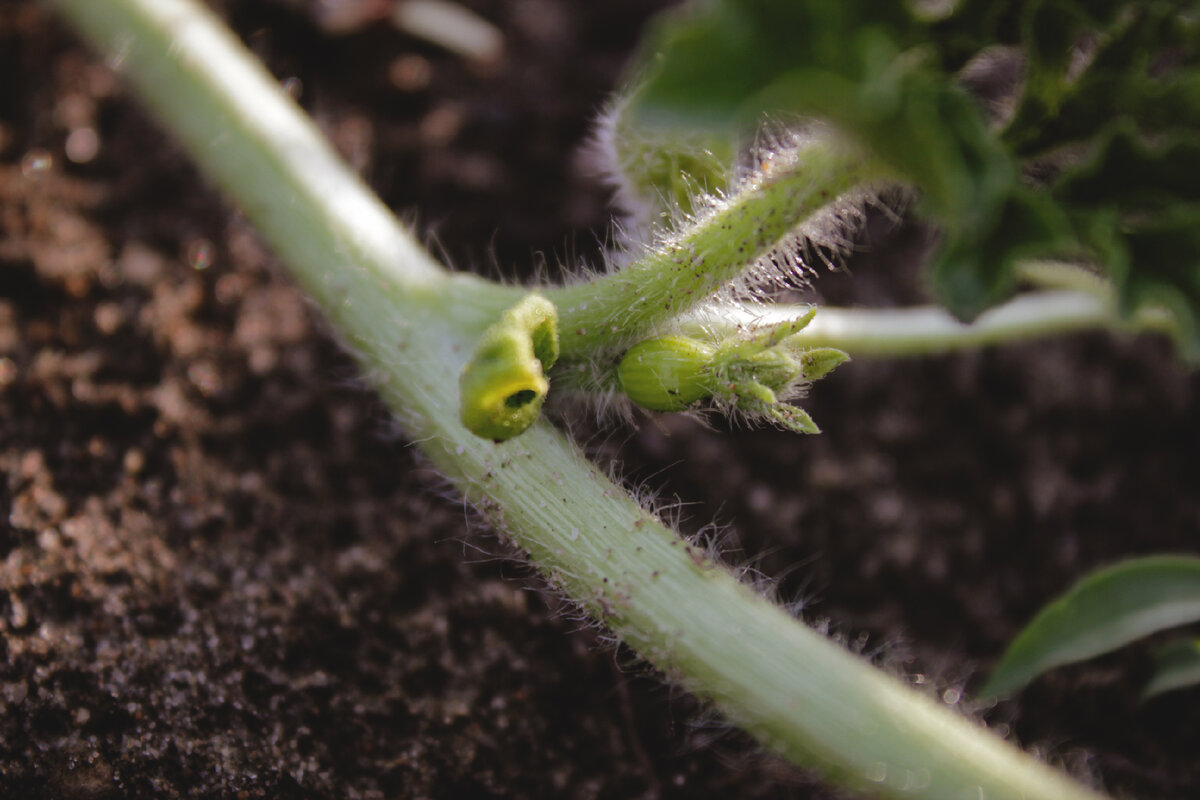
xmin=548 ymin=138 xmax=874 ymax=357
xmin=705 ymin=290 xmax=1174 ymax=358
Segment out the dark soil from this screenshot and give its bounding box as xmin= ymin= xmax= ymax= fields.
xmin=3 ymin=1 xmax=1199 ymax=798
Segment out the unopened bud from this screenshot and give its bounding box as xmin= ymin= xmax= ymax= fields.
xmin=617 ymin=335 xmax=715 ymax=412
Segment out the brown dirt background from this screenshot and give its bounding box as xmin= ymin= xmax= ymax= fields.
xmin=2 ymin=1 xmax=1199 ymax=797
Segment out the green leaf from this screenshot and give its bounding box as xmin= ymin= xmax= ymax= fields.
xmin=981 ymin=555 xmax=1200 ymax=699
xmin=627 ymin=0 xmax=1200 ymax=351
xmin=1005 ymin=2 xmax=1200 ymax=154
xmin=1055 ymin=129 xmax=1200 ymax=358
xmin=1143 ymin=636 xmax=1200 ymax=700
xmin=628 ymin=1 xmax=1010 ymax=220
xmin=624 ymin=0 xmax=1037 ymax=319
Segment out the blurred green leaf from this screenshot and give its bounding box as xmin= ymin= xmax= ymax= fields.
xmin=981 ymin=555 xmax=1200 ymax=699
xmin=625 ymin=0 xmax=1200 ymax=355
xmin=1143 ymin=636 xmax=1200 ymax=699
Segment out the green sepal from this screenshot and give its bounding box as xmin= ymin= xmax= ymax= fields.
xmin=798 ymin=347 xmax=850 ymax=381
xmin=768 ymin=404 xmax=820 ymax=435
xmin=750 ymin=306 xmax=817 ymax=346
xmin=459 ymin=294 xmax=559 ymax=442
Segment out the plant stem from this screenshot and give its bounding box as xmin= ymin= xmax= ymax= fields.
xmin=710 ymin=289 xmax=1175 ymax=358
xmin=548 ymin=139 xmax=871 ymax=357
xmin=562 ymin=289 xmax=1171 ymax=397
xmin=55 ymin=1 xmax=1110 ymax=797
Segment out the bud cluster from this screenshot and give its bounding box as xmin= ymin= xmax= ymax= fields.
xmin=617 ymin=308 xmax=848 ymax=433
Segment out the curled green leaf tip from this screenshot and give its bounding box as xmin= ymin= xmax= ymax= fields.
xmin=616 ymin=309 xmax=848 ymax=433
xmin=460 ymin=294 xmax=559 ymax=442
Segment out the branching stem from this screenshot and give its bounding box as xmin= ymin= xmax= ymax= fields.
xmin=548 ymin=140 xmax=873 ymax=356
xmin=55 ymin=1 xmax=1110 ymax=797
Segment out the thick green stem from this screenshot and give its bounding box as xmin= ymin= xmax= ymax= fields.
xmin=548 ymin=139 xmax=871 ymax=356
xmin=54 ymin=1 xmax=1110 ymax=798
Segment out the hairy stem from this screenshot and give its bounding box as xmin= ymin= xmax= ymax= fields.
xmin=55 ymin=1 xmax=1109 ymax=797
xmin=548 ymin=139 xmax=872 ymax=357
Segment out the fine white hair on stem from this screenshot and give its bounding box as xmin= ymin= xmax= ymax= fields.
xmin=576 ymin=108 xmax=890 ymax=335
xmin=582 ymin=96 xmax=661 ymax=246
xmin=720 ymin=123 xmax=881 ymax=302
xmin=583 ymin=90 xmax=730 ymax=246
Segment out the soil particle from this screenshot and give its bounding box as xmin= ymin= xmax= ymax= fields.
xmin=3 ymin=1 xmax=1199 ymax=799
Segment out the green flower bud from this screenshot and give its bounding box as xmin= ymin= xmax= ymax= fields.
xmin=618 ymin=335 xmax=715 ymax=412
xmin=614 ymin=311 xmax=847 ymax=433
